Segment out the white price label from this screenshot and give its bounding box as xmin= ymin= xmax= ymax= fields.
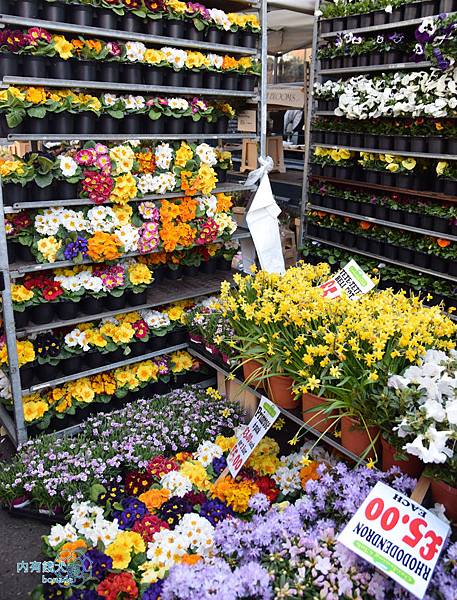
xmin=320 ymin=259 xmax=375 ymax=300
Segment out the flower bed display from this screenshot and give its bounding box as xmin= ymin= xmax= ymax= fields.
xmin=218 ymin=264 xmax=456 ymax=457
xmin=1 ymin=0 xmax=260 ymax=44
xmin=0 ymin=386 xmax=243 ymax=511
xmin=307 ymin=211 xmax=457 ymax=274
xmin=0 ymin=349 xmax=210 ymax=430
xmin=0 ymin=28 xmax=260 ymax=86
xmin=0 ymin=141 xmax=233 ymax=205
xmin=18 ymin=433 xmax=457 ymax=599
xmin=0 ymin=87 xmax=238 ymax=135
xmin=6 ymin=192 xmax=237 ymax=265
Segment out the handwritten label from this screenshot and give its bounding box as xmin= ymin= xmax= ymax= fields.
xmin=319 ymin=259 xmax=375 ymax=300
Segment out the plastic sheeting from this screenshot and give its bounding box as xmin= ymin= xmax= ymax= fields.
xmin=267 ymin=3 xmax=315 ymax=54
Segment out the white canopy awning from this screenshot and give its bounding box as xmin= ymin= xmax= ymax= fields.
xmin=267 ymin=2 xmax=315 ymax=55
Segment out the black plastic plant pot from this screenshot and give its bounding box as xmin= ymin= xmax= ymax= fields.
xmin=421 ymin=215 xmax=434 ymax=230
xmin=377 ymin=135 xmax=391 ymax=150
xmin=168 ymin=327 xmax=188 ymax=346
xmin=128 ymin=290 xmax=147 ymax=306
xmin=359 ymin=12 xmax=373 ymax=27
xmin=320 ymin=20 xmax=331 ymax=34
xmin=447 ymin=139 xmax=457 ymax=155
xmin=187 ymin=71 xmax=202 ymax=89
xmin=200 ymin=258 xmax=217 ymax=274
xmin=148 ymin=380 xmax=171 ymax=396
xmin=154 ymin=266 xmax=165 ymax=282
xmin=98 ymin=115 xmax=120 ymax=134
xmin=166 ymin=70 xmax=184 ymax=87
xmin=345 ymin=199 xmax=359 ymax=214
xmin=241 ymin=33 xmax=257 ymax=49
xmin=69 ymin=4 xmax=93 ymax=26
xmin=379 ymin=172 xmax=393 ymax=187
xmin=359 ymin=202 xmax=374 ymax=217
xmin=365 ymin=170 xmax=379 ymax=185
xmin=77 ymin=61 xmax=97 ymax=82
xmin=186 ymin=119 xmax=202 ymax=135
xmin=322 ymin=165 xmax=335 ymax=178
xmin=56 ymin=180 xmax=76 ymax=200
xmin=166 ymin=266 xmax=183 ymax=280
xmin=397 ymin=247 xmax=413 ymax=263
xmin=17 ymin=0 xmax=39 ymax=17
xmin=2 ymin=183 xmax=26 ymax=205
xmin=13 ymin=310 xmax=27 ymax=329
xmin=224 ymin=74 xmax=238 ymax=91
xmin=388 ymin=208 xmax=403 ymax=224
xmin=108 ymin=348 xmax=124 ymax=363
xmin=203 ymin=120 xmax=216 ymax=134
xmin=0 ymin=54 xmax=22 ymax=78
xmin=43 ymin=3 xmax=66 ymax=22
xmin=395 ymin=173 xmax=412 ymax=189
xmin=373 ymin=10 xmax=386 ymax=25
xmin=323 ymin=131 xmax=336 ymax=145
xmin=38 ymin=363 xmax=61 ymax=383
xmin=429 ymin=137 xmax=445 ymax=154
xmin=102 ymin=62 xmax=120 ymax=83
xmin=442 ymin=179 xmax=457 ymax=197
xmin=123 ymin=114 xmax=144 ymax=134
xmin=123 ymin=13 xmax=145 ymax=33
xmin=105 ymin=295 xmax=127 ymax=311
xmin=81 ymin=296 xmax=103 ymax=315
xmin=403 ymin=4 xmax=419 ymax=19
xmin=90 ymin=352 xmax=105 ymax=368
xmin=187 ymin=27 xmax=204 ymax=42
xmin=206 ymin=73 xmax=221 ymax=90
xmin=128 ymin=341 xmax=147 ymax=357
xmin=448 ymin=262 xmax=457 ymax=276
xmin=224 ymin=31 xmax=239 ymax=46
xmin=382 ymin=243 xmax=397 ymax=260
xmin=17 ymin=244 xmax=35 ymax=262
xmin=183 ymin=265 xmax=199 ymax=277
xmin=413 ymin=251 xmax=430 ymax=269
xmin=411 ymin=136 xmax=427 ymax=152
xmin=78 ymin=112 xmax=96 ymax=135
xmin=167 ymin=20 xmax=185 ymax=39
xmin=27 ymin=118 xmax=49 ymax=135
xmin=364 ymin=133 xmax=377 ymax=148
xmin=216 ymin=167 xmax=227 ymax=183
xmin=147 ymin=118 xmax=164 ymax=135
xmin=27 ymin=182 xmax=51 ymax=202
xmin=29 ymin=304 xmax=55 ymax=325
xmin=54 ymin=113 xmax=74 ymax=134
xmin=146 ymin=19 xmax=163 ymax=35
xmin=389 ymin=7 xmax=404 ymax=21
xmin=123 ymin=63 xmax=143 ymax=85
xmin=355 ymin=236 xmax=369 ymax=251
xmin=334 ymin=166 xmax=351 ymax=179
xmin=430 ymin=256 xmax=447 ymax=273
xmin=24 ymin=56 xmax=47 ymax=78
xmin=332 ymin=18 xmax=345 ymax=31
xmin=144 ymin=67 xmax=163 ymax=86
xmin=440 ymin=0 xmax=453 ymax=12
xmin=206 ymin=28 xmax=222 ymax=44
xmin=97 ymin=9 xmax=119 ymax=29
xmin=367 ymin=239 xmax=383 ymax=255
xmin=403 ymin=212 xmax=418 ymax=227
xmin=62 ymin=356 xmax=83 ymax=376
xmin=56 ymin=301 xmax=78 ymax=320
xmin=394 ymin=136 xmax=409 ymax=152
xmin=421 ymin=0 xmax=437 ymax=16
xmin=149 ymin=334 xmax=169 ymax=352
xmin=375 ymin=206 xmax=388 ymax=220
xmin=238 ymin=75 xmax=257 ymax=92
xmin=20 ymin=367 xmax=34 ymax=388
xmin=0 ymin=0 xmax=11 ymax=13
xmin=216 ymin=117 xmax=229 ymax=134
xmin=337 ymin=133 xmax=349 ymax=147
xmin=166 ymin=118 xmax=184 ymax=135
xmin=53 ymin=58 xmax=73 ymax=80
xmin=346 ymin=15 xmax=359 ymax=28
xmin=433 ymin=216 xmax=450 ymax=233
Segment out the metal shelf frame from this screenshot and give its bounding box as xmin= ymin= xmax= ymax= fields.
xmin=0 ymin=15 xmax=259 ymax=56
xmin=1 ymin=76 xmax=259 ymax=99
xmin=3 ymin=182 xmax=255 ymax=213
xmin=307 ymin=204 xmax=457 ymax=241
xmin=307 ymin=235 xmax=457 ymax=283
xmin=320 ymin=11 xmax=457 ymax=39
xmin=300 ymin=0 xmax=457 ymax=291
xmin=0 ymin=0 xmax=268 ymax=447
xmin=318 ymin=61 xmax=431 ymax=75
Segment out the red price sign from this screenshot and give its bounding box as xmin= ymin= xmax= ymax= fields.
xmin=364 ymin=497 xmax=444 ymax=562
xmin=338 ymin=482 xmax=450 ymax=599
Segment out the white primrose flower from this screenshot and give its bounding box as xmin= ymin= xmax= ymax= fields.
xmin=194 ymin=440 xmax=223 ymax=467
xmin=155 ymin=143 xmax=174 ymax=170
xmin=125 ymin=41 xmax=146 ymax=62
xmin=161 ymin=47 xmax=187 ymax=69
xmin=58 ymin=155 xmax=78 ymax=178
xmin=160 ymin=471 xmax=192 ymax=498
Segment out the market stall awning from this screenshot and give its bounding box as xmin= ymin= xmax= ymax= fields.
xmin=267 ymin=2 xmax=315 ymax=55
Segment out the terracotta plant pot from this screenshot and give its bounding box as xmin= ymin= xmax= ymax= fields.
xmin=302 ymin=392 xmax=336 ymax=433
xmin=380 ymin=437 xmax=423 ymax=478
xmin=242 ymin=359 xmax=264 ymax=390
xmin=431 ymin=479 xmax=457 ymax=523
xmin=267 ymin=375 xmax=297 ymax=409
xmin=341 ymin=416 xmax=380 ymax=460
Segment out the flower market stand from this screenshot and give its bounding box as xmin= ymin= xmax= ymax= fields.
xmin=301 ymin=0 xmax=457 ymax=311
xmin=0 ymin=0 xmax=269 ymax=446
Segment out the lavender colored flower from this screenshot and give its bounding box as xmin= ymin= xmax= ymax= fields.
xmin=248 ymin=493 xmax=270 ymax=514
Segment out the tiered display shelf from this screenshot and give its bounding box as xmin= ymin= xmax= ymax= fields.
xmin=0 ymin=0 xmax=268 ymax=446
xmin=301 ymin=0 xmax=457 ymax=287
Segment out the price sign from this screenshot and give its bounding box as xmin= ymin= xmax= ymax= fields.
xmin=338 ymin=482 xmax=450 ymax=599
xmin=319 ymin=259 xmax=375 ymax=300
xmin=226 ymin=396 xmax=280 ymax=478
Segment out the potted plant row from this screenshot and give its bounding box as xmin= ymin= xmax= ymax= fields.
xmin=0 ymin=0 xmax=259 ymax=48
xmin=1 ymin=53 xmax=257 ymax=92
xmin=309 ymin=190 xmax=457 ymax=235
xmin=320 ymin=0 xmax=449 ymax=34
xmin=320 ymin=49 xmax=411 ymax=70
xmin=312 ymin=129 xmax=457 ymax=155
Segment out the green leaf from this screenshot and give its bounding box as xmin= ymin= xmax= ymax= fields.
xmin=112 ymin=501 xmax=123 ymax=511
xmin=35 ymin=173 xmax=53 ymax=188
xmin=193 ymin=17 xmax=205 ymax=31
xmin=6 ymin=109 xmax=25 ymax=128
xmin=90 ymin=483 xmax=107 ymax=503
xmin=108 ymin=110 xmax=124 ymax=119
xmin=28 ymin=106 xmax=46 ymax=119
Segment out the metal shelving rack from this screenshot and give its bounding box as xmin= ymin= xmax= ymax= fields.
xmin=300 ymin=0 xmax=457 ymax=286
xmin=0 ymin=0 xmax=269 ymax=447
